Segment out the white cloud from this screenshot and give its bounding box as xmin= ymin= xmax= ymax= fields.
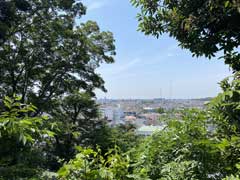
xmin=111 ymin=58 xmax=141 ymax=75
xmin=167 ymin=44 xmax=180 ymax=51
xmin=167 ymin=53 xmax=174 ymax=57
xmin=98 ymin=58 xmax=141 ymax=77
xmin=85 ymin=0 xmax=107 ymax=11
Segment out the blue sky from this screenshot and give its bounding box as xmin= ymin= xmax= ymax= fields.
xmin=81 ymin=0 xmax=232 ymax=99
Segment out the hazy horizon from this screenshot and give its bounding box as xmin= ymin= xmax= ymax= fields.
xmin=96 ymin=97 xmax=213 ymax=100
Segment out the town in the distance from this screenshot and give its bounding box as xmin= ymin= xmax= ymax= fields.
xmin=97 ymin=98 xmax=212 ymax=136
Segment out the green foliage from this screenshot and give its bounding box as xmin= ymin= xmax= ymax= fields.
xmin=1 ymin=1 xmax=240 ymax=180
xmin=0 ymin=96 xmax=54 ymax=179
xmin=56 ymin=108 xmax=240 ymax=180
xmin=0 ymin=0 xmax=30 ymax=42
xmin=206 ymin=73 xmax=240 ymax=178
xmin=209 ymin=72 xmax=240 ymax=134
xmin=159 ymin=161 xmax=198 ymax=180
xmin=223 ymin=175 xmax=240 ymax=180
xmin=69 ymin=123 xmax=143 ymax=160
xmin=1 ymin=96 xmax=239 ymax=180
xmin=0 ymin=0 xmax=116 ymax=171
xmin=131 ymin=0 xmax=240 ymax=71
xmin=0 ymin=95 xmax=52 ymax=145
xmin=56 ymin=125 xmax=144 ymax=179
xmin=45 ymin=92 xmax=109 ymax=167
xmin=222 ymin=163 xmax=240 ymax=180
xmin=156 ymin=107 xmax=165 ymax=114
xmin=0 ymin=0 xmax=115 ymax=113
xmin=131 ymin=108 xmax=240 ymax=179
xmin=57 ymin=146 xmax=141 ymax=180
xmin=97 ymin=124 xmax=142 ymax=153
xmin=129 ymin=4 xmax=240 ymax=178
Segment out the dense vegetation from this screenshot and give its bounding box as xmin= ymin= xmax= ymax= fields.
xmin=0 ymin=0 xmax=240 ymax=179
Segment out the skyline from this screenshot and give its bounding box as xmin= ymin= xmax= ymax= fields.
xmin=82 ymin=0 xmax=232 ymax=99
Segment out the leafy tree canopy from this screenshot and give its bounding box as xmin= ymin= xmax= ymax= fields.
xmin=0 ymin=0 xmax=116 ymax=172
xmin=0 ymin=0 xmax=31 ymax=42
xmin=208 ymin=72 xmax=240 ymax=134
xmin=0 ymin=96 xmax=54 ymax=179
xmin=131 ymin=0 xmax=240 ymax=71
xmin=0 ymin=0 xmax=115 ymax=115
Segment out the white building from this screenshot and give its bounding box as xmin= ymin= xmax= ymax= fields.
xmin=136 ymin=125 xmax=165 ymax=136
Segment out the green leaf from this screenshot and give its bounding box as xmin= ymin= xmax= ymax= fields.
xmin=44 ymin=130 xmax=55 ymax=137
xmin=58 ymin=166 xmax=69 ymax=177
xmin=225 ymin=1 xmax=230 ymax=7
xmin=20 ymin=120 xmax=33 ymax=125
